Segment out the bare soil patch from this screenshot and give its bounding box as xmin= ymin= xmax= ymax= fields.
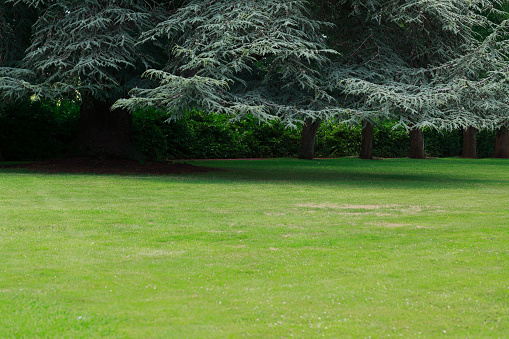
xmin=0 ymin=157 xmax=220 ymax=175
xmin=297 ymin=203 xmax=402 ymax=210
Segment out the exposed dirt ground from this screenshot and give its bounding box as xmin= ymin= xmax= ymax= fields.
xmin=0 ymin=157 xmax=220 ymax=175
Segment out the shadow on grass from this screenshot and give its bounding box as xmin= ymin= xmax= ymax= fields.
xmin=175 ymin=158 xmax=509 ymax=189
xmin=1 ymin=157 xmax=508 ymax=190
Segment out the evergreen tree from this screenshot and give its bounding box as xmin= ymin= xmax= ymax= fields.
xmin=113 ymin=0 xmax=347 ymax=136
xmin=3 ymin=0 xmax=508 ymax=161
xmin=318 ymin=0 xmax=507 ymax=158
xmin=114 ymin=0 xmax=509 ymax=160
xmin=0 ymin=0 xmax=169 ymax=158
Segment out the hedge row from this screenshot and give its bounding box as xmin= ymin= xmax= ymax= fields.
xmin=132 ymin=108 xmax=496 ymax=160
xmin=0 ymin=102 xmax=496 ymax=161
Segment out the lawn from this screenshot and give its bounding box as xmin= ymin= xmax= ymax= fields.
xmin=0 ymin=157 xmax=508 ymax=338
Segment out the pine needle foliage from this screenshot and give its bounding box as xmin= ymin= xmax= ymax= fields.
xmin=113 ymin=0 xmax=347 ymax=126
xmin=114 ymin=0 xmax=509 ymax=130
xmin=2 ymin=0 xmax=509 ymax=132
xmin=0 ymin=0 xmax=169 ymax=101
xmin=319 ymin=0 xmax=509 ymax=130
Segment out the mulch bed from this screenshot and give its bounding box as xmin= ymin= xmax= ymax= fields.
xmin=0 ymin=157 xmax=221 ymax=175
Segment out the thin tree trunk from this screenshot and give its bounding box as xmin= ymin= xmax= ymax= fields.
xmin=461 ymin=126 xmax=477 ymax=158
xmin=0 ymin=147 xmax=4 ymax=162
xmin=74 ymin=95 xmax=144 ymax=160
xmin=360 ymin=120 xmax=373 ymax=159
xmin=409 ymin=128 xmax=425 ymax=159
xmin=493 ymin=127 xmax=509 ymax=158
xmin=299 ymin=118 xmax=321 ymax=160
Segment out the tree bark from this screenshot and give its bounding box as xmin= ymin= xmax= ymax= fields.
xmin=74 ymin=96 xmax=144 ymax=160
xmin=493 ymin=127 xmax=509 ymax=158
xmin=409 ymin=128 xmax=425 ymax=159
xmin=298 ymin=117 xmax=321 ymax=160
xmin=461 ymin=126 xmax=477 ymax=158
xmin=360 ymin=120 xmax=374 ymax=159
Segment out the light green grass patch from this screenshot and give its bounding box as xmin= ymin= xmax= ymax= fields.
xmin=0 ymin=158 xmax=508 ymax=337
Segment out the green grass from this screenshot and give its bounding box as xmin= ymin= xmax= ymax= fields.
xmin=0 ymin=157 xmax=508 ymax=338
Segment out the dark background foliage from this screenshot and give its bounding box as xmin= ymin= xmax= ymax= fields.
xmin=0 ymin=100 xmax=79 ymax=160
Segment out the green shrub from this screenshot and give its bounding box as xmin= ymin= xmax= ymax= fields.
xmin=131 ymin=107 xmax=169 ymax=161
xmin=373 ymin=122 xmax=410 ymax=158
xmin=423 ymin=128 xmax=462 ymax=157
xmin=132 ymin=109 xmax=301 ymax=160
xmin=315 ymin=122 xmax=361 ymax=158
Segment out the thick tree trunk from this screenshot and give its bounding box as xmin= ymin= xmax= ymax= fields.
xmin=360 ymin=120 xmax=374 ymax=159
xmin=461 ymin=126 xmax=477 ymax=158
xmin=409 ymin=128 xmax=425 ymax=159
xmin=75 ymin=96 xmax=144 ymax=160
xmin=493 ymin=127 xmax=509 ymax=158
xmin=298 ymin=118 xmax=321 ymax=160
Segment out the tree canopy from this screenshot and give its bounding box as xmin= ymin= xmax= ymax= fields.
xmin=113 ymin=0 xmax=347 ymax=127
xmin=1 ymin=0 xmax=509 ymax=135
xmin=318 ymin=0 xmax=509 ymax=131
xmin=0 ymin=0 xmax=168 ymax=101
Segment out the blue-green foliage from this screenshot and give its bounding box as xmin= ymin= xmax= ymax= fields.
xmin=0 ymin=100 xmax=79 ymax=160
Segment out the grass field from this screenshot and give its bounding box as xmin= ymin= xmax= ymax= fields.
xmin=0 ymin=157 xmax=508 ymax=338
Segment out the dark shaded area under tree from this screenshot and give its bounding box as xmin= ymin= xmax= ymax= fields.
xmin=75 ymin=96 xmax=144 ymax=160
xmin=0 ymin=157 xmax=218 ymax=175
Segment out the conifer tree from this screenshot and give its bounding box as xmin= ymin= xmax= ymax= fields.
xmin=3 ymin=0 xmax=508 ymax=161
xmin=318 ymin=0 xmax=507 ymax=159
xmin=0 ymin=0 xmax=169 ymax=158
xmin=114 ymin=0 xmax=509 ymax=160
xmin=113 ymin=0 xmax=346 ymax=144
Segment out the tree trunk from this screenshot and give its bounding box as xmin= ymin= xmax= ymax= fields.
xmin=493 ymin=127 xmax=509 ymax=158
xmin=0 ymin=147 xmax=4 ymax=162
xmin=298 ymin=118 xmax=321 ymax=160
xmin=409 ymin=128 xmax=425 ymax=159
xmin=360 ymin=120 xmax=374 ymax=159
xmin=74 ymin=96 xmax=144 ymax=160
xmin=461 ymin=126 xmax=477 ymax=158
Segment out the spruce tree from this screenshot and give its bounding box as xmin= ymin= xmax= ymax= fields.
xmin=0 ymin=0 xmax=169 ymax=158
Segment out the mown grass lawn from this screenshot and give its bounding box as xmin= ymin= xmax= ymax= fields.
xmin=0 ymin=157 xmax=508 ymax=338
